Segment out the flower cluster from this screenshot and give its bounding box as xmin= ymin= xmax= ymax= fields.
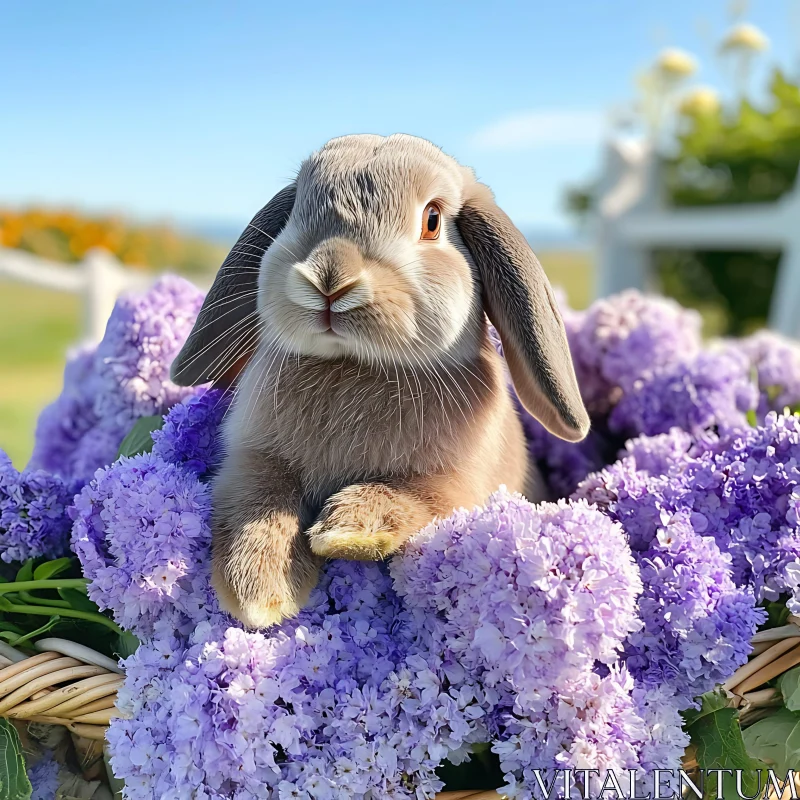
xmin=580 ymin=412 xmax=800 ymax=615
xmin=29 ymin=276 xmax=204 ymax=485
xmin=566 ymin=290 xmax=702 ymax=415
xmin=695 ymin=413 xmax=800 ymax=612
xmin=70 ymin=452 xmax=217 ymax=639
xmin=575 ymin=425 xmax=772 ymax=709
xmin=735 ymin=329 xmax=800 ymax=418
xmin=107 ymin=561 xmax=454 ymax=799
xmin=608 ymin=347 xmax=758 ymax=438
xmin=0 ymin=450 xmax=76 ymax=563
xmin=623 ymin=512 xmax=762 ymax=706
xmin=151 ymin=388 xmax=231 ymax=477
xmin=521 ymin=293 xmax=756 ymax=500
xmin=27 ymin=750 xmax=61 ymax=800
xmin=392 ymin=493 xmax=690 ymax=796
xmin=393 ymin=494 xmax=643 ymax=700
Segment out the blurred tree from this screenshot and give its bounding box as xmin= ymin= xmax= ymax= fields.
xmin=0 ymin=207 xmax=227 ymax=276
xmin=656 ymin=68 xmax=800 ymax=333
xmin=566 ymin=68 xmax=800 ymax=334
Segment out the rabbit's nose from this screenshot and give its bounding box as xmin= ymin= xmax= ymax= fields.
xmin=286 ymin=263 xmax=370 ymax=313
xmin=322 ymin=281 xmax=358 ymax=308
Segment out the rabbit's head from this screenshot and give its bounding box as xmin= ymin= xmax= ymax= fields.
xmin=172 ymin=133 xmax=589 ymax=441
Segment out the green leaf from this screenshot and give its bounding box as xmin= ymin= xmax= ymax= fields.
xmin=436 ymin=745 xmax=504 ymax=792
xmin=5 ymin=616 xmax=60 ymax=648
xmin=115 ymin=630 xmax=141 ymax=660
xmin=117 ymin=415 xmax=164 ymax=458
xmin=742 ymin=708 xmax=800 ymax=775
xmin=32 ymin=557 xmax=73 ymax=581
xmin=0 ymin=719 xmax=32 ymax=800
xmin=57 ymin=588 xmax=101 ymax=614
xmin=683 ymin=688 xmax=732 ymax=727
xmin=778 ymin=665 xmax=800 ymax=712
xmin=14 ymin=561 xmax=33 ymax=584
xmin=746 ymin=408 xmax=758 ymax=428
xmin=761 ymin=599 xmax=791 ymax=629
xmin=690 ymin=708 xmax=766 ymax=799
xmin=0 ymin=596 xmax=14 ymax=612
xmin=786 ymin=718 xmax=800 ymax=774
xmin=0 ymin=624 xmax=26 ymax=636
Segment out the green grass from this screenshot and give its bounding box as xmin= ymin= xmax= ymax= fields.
xmin=0 ymin=249 xmax=594 ymax=469
xmin=0 ymin=281 xmax=80 ymax=468
xmin=538 ymin=249 xmax=594 ymax=310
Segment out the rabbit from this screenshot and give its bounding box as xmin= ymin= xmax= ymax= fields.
xmin=171 ymin=133 xmax=589 ymax=629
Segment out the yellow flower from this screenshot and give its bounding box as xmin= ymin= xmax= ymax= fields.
xmin=679 ymin=86 xmax=721 ymax=116
xmin=720 ymin=23 xmax=769 ymax=53
xmin=655 ymin=48 xmax=698 ymax=79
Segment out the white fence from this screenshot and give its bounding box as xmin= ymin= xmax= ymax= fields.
xmin=0 ymin=247 xmax=151 ymax=342
xmin=594 ymin=138 xmax=800 ymax=338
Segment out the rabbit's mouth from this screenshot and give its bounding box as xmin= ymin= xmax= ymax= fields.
xmin=319 ymin=314 xmax=346 ymax=339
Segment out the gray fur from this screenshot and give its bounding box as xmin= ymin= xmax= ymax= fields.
xmin=168 ymin=133 xmax=589 ymax=628
xmin=456 ymin=184 xmax=590 ymax=441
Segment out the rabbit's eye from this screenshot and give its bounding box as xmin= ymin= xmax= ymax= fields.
xmin=421 ymin=202 xmax=441 ymax=240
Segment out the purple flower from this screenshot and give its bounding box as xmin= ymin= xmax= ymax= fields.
xmin=70 ymin=452 xmax=219 ymax=639
xmin=495 ymin=668 xmax=660 ymax=797
xmin=29 ymin=276 xmax=205 ymax=484
xmin=152 ymin=388 xmax=231 ymax=476
xmin=624 ymin=512 xmax=761 ymax=707
xmin=91 ymin=275 xmax=204 ymax=425
xmin=697 ymin=412 xmax=800 ymax=611
xmin=735 ymin=329 xmax=800 ymax=418
xmin=609 ymin=347 xmax=758 ymax=438
xmin=27 ymin=749 xmax=61 ymax=800
xmin=392 ymin=492 xmax=643 ymax=708
xmin=583 ymin=413 xmax=800 ymax=615
xmin=391 ymin=491 xmax=662 ymax=795
xmin=567 ymin=291 xmax=702 ymax=415
xmin=0 ymin=450 xmax=77 ymax=563
xmin=576 ymin=433 xmax=767 ymax=708
xmin=107 ymin=561 xmax=448 ymax=800
xmin=29 ymin=345 xmax=99 ymax=485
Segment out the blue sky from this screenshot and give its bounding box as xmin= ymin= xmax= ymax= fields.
xmin=3 ymin=0 xmax=799 ymax=235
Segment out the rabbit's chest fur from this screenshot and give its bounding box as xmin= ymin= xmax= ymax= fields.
xmin=227 ymin=337 xmax=517 ymax=497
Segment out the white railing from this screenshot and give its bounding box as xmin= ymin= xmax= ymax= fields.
xmin=0 ymin=247 xmax=151 ymax=342
xmin=593 ymin=138 xmax=800 ymax=338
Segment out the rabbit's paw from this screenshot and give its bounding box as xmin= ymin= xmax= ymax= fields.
xmin=308 ymin=483 xmax=430 ymax=560
xmin=211 ymin=512 xmax=321 ymax=629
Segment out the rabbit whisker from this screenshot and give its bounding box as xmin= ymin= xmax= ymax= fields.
xmin=194 ymin=286 xmax=261 ymax=318
xmin=205 ymin=321 xmax=264 ymax=387
xmin=237 ymin=333 xmax=284 ymax=444
xmin=246 ymin=222 xmax=300 ymax=262
xmin=174 ymin=308 xmax=262 ymax=377
xmin=230 ymin=240 xmax=270 ymax=255
xmin=388 ymin=307 xmax=475 ymax=421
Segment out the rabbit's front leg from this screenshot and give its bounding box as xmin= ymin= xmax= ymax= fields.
xmin=211 ymin=448 xmax=322 ymax=628
xmin=307 ymin=481 xmax=449 ymax=560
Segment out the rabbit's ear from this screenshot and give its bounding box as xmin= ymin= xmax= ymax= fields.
xmin=456 ymin=183 xmax=589 ymax=442
xmin=171 ymin=184 xmax=296 ymax=386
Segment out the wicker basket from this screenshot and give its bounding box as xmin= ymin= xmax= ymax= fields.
xmin=0 ymin=649 xmax=124 ymax=741
xmin=2 ymin=622 xmax=799 ymax=798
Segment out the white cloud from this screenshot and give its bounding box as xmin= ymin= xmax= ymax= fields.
xmin=470 ymin=109 xmax=605 ymax=151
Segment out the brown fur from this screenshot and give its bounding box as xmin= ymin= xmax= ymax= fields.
xmin=171 ymin=134 xmax=587 ymax=628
